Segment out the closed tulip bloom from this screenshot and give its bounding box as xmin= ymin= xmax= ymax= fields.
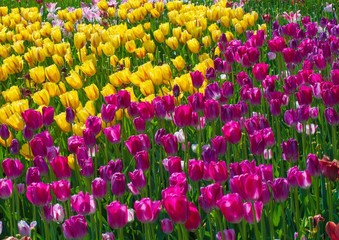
xmin=101 ymin=104 xmax=117 ymax=123
xmin=33 ymin=156 xmax=49 ymax=176
xmin=128 ymin=169 xmax=146 ymax=190
xmin=296 ymin=85 xmax=313 ymax=105
xmin=103 ymin=124 xmax=121 ymax=144
xmin=83 ymin=128 xmax=96 ymax=148
xmin=26 ymin=182 xmax=52 ymax=206
xmin=134 ymin=198 xmax=161 ymax=223
xmin=208 ymin=161 xmax=228 ymax=184
xmin=83 ymin=84 xmax=99 ymax=101
xmin=169 ymin=172 xmax=188 ymax=193
xmin=204 ymin=99 xmax=220 ymax=121
xmin=319 ymin=156 xmax=339 ymax=181
xmin=50 ymin=156 xmax=72 ymax=179
xmin=2 ymin=158 xmax=24 ymax=179
xmin=161 ymin=134 xmax=178 ymax=155
xmin=198 ymin=183 xmax=224 ymax=213
xmin=106 ymin=201 xmax=129 ymax=229
xmin=42 ymin=106 xmax=54 ymax=126
xmin=243 ymin=201 xmax=263 ymax=224
xmin=190 ymin=70 xmax=205 ymax=89
xmin=52 ymin=203 xmax=65 ymax=223
xmin=281 ymin=138 xmax=299 ymax=162
xmin=32 ymin=89 xmax=50 ymax=106
xmin=30 ymin=66 xmax=45 ymax=84
xmin=187 ymin=38 xmax=200 ymax=53
xmin=22 ymin=109 xmax=43 ymax=131
xmin=62 ymin=215 xmax=88 ymax=239
xmin=188 ymin=159 xmax=204 ymax=181
xmin=161 ymin=218 xmax=174 ymax=234
xmin=23 ymin=126 xmax=33 ymax=141
xmin=125 ymin=134 xmax=150 ymax=156
xmin=152 ymin=97 xmax=167 ymax=119
xmin=216 ymin=229 xmax=236 ymax=240
xmin=102 ymin=232 xmax=115 ymax=240
xmin=111 ymin=172 xmax=126 ymax=197
xmin=306 ymin=154 xmax=320 ymax=176
xmin=26 ymin=167 xmax=41 ymax=186
xmin=80 ymin=60 xmax=96 ymax=77
xmin=174 ymin=105 xmax=192 ymax=127
xmin=70 ymin=191 xmax=96 ymax=215
xmin=184 ymin=202 xmax=201 ymax=231
xmin=222 ymin=121 xmax=242 ymax=144
xmin=54 ymin=112 xmax=72 ymax=132
xmin=171 ymin=56 xmax=186 ymax=71
xmin=66 ymin=70 xmax=83 ymax=90
xmin=10 ymin=139 xmax=20 ymax=155
xmin=188 ymin=93 xmax=205 ymax=112
xmin=45 ymin=64 xmax=61 ymax=83
xmin=163 ymin=195 xmax=189 ymax=223
xmin=105 ymin=90 xmax=131 ymax=109
xmin=137 ymin=102 xmax=155 ymax=121
xmin=211 ymin=136 xmax=227 ymax=156
xmin=154 ymin=29 xmax=165 ymax=43
xmin=52 ymin=180 xmax=71 ymax=202
xmin=270 ymin=178 xmax=290 ymax=202
xmin=217 ymin=193 xmax=244 ymax=223
xmin=91 ymin=178 xmax=107 ymax=199
xmin=0 ymin=178 xmax=13 ymax=199
xmin=18 ymin=220 xmax=36 ymax=237
xmin=134 ymin=150 xmax=150 ymax=170
xmin=85 ymin=116 xmax=102 ymax=135
xmin=252 ymin=63 xmax=268 ymax=81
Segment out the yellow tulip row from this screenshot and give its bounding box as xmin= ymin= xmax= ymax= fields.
xmin=0 ymin=0 xmax=266 ymax=151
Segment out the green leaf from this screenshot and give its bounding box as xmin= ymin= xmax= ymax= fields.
xmin=273 ymin=204 xmax=282 ymax=227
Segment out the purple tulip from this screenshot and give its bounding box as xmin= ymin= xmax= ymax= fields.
xmin=0 ymin=124 xmax=9 ymax=140
xmin=70 ymin=191 xmax=96 ymax=215
xmin=2 ymin=158 xmax=24 ymax=179
xmin=161 ymin=134 xmax=178 ymax=155
xmin=83 ymin=128 xmax=96 ymax=148
xmin=134 ymin=198 xmax=161 ymax=223
xmin=190 ymin=70 xmax=205 ymax=89
xmin=188 ymin=159 xmax=204 ymax=181
xmin=133 ymin=117 xmax=146 ymax=132
xmin=111 ymin=172 xmax=126 ymax=197
xmin=103 ymin=124 xmax=121 ymax=144
xmin=205 ymin=82 xmax=221 ymax=101
xmin=216 ymin=229 xmax=236 ymax=240
xmin=62 ymin=215 xmax=88 ymax=239
xmin=26 ymin=182 xmax=52 ymax=206
xmin=0 ymin=178 xmax=13 ymax=199
xmin=105 ymin=90 xmax=131 ymax=109
xmin=52 ymin=180 xmax=71 ymax=202
xmin=306 ymin=154 xmax=321 ymax=176
xmin=281 ymin=138 xmax=299 ymax=162
xmin=26 ymin=167 xmax=41 ymax=186
xmin=217 ymin=193 xmax=244 ymax=223
xmin=85 ymin=116 xmax=102 ymax=135
xmin=252 ymin=63 xmax=269 ymax=81
xmin=50 ymin=156 xmax=71 ymax=179
xmin=188 ymin=93 xmax=205 ymax=112
xmin=22 ymin=109 xmax=43 ymax=131
xmin=204 ymin=99 xmax=220 ymax=121
xmin=42 ymin=106 xmax=54 ymax=126
xmin=270 ymin=178 xmax=290 ymax=202
xmin=66 ymin=107 xmax=75 ymax=123
xmin=137 ymin=102 xmax=154 ymax=121
xmin=101 ymin=104 xmax=117 ymax=123
xmin=33 ymin=156 xmax=49 ymax=176
xmin=10 ymin=139 xmax=20 ymax=154
xmin=91 ymin=178 xmax=107 ymax=199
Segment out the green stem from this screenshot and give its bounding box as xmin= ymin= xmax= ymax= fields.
xmin=281 ymin=202 xmax=287 ymax=240
xmin=208 ymin=214 xmax=213 ymax=240
xmin=327 ymin=180 xmax=334 ymax=221
xmin=294 ymin=188 xmax=300 ymax=232
xmin=252 ymin=202 xmax=261 ymax=240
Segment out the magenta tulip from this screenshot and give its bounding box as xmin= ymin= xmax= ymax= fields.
xmin=270 ymin=178 xmax=290 ymax=202
xmin=190 ymin=70 xmax=205 ymax=89
xmin=216 ymin=229 xmax=236 ymax=240
xmin=161 ymin=218 xmax=174 ymax=234
xmin=188 ymin=159 xmax=204 ymax=181
xmin=198 ymin=183 xmax=224 ymax=213
xmin=51 ymin=180 xmax=71 ymax=202
xmin=222 ymin=121 xmax=242 ymax=144
xmin=26 ymin=167 xmax=41 ymax=186
xmin=62 ymin=215 xmax=88 ymax=239
xmin=91 ymin=178 xmax=107 ymax=199
xmin=125 ymin=134 xmax=150 ymax=155
xmin=50 ymin=156 xmax=71 ymax=179
xmin=42 ymin=106 xmax=54 ymax=126
xmin=161 ymin=134 xmax=178 ymax=155
xmin=2 ymin=158 xmax=24 ymax=179
xmin=0 ymin=179 xmax=13 ymax=199
xmin=252 ymin=63 xmax=268 ymax=81
xmin=163 ymin=194 xmax=189 ymax=223
xmin=106 ymin=201 xmax=129 ymax=229
xmin=134 ymin=198 xmax=161 ymax=223
xmin=174 ymin=105 xmax=193 ymax=127
xmin=70 ymin=191 xmax=96 ymax=215
xmin=26 ymin=182 xmax=52 ymax=206
xmin=111 ymin=172 xmax=126 ymax=197
xmin=184 ymin=202 xmax=201 ymax=231
xmin=217 ymin=193 xmax=244 ymax=223
xmin=101 ymin=104 xmax=117 ymax=123
xmin=243 ymin=201 xmax=263 ymax=224
xmin=22 ymin=109 xmax=43 ymax=131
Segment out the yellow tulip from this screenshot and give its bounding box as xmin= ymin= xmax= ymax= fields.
xmin=225 ymin=31 xmax=234 ymax=41
xmin=44 ymin=64 xmax=61 ymax=83
xmin=43 ymin=82 xmax=61 ymax=97
xmin=166 ymin=37 xmax=179 ymax=51
xmin=129 ymin=73 xmax=142 ymax=87
xmin=2 ymin=86 xmax=21 ymax=102
xmin=140 ymin=80 xmax=154 ymax=96
xmin=20 ymin=143 xmax=33 ymax=160
xmin=135 ymin=47 xmax=146 ymax=59
xmin=76 ymin=108 xmax=91 ymax=123
xmin=159 ymin=22 xmax=170 ymax=36
xmin=60 ymin=90 xmax=80 ymax=109
xmin=44 ymin=41 xmax=55 ymax=57
xmin=51 ymin=27 xmax=62 ymax=43
xmin=202 ymin=35 xmax=212 ymax=48
xmin=187 ymin=38 xmax=200 ymax=54
xmin=66 ymin=70 xmax=83 ymax=89
xmin=172 ymin=27 xmax=181 ymax=39
xmin=11 ymin=99 xmax=29 ymax=114
xmin=258 ymin=24 xmax=267 ymax=33
xmin=72 ymin=121 xmax=85 ymax=137
xmin=75 ymin=8 xmax=83 ymax=20
xmin=80 ymin=60 xmax=96 ymax=77
xmin=0 ymin=132 xmax=12 ymax=148
xmin=125 ymin=40 xmax=136 ymax=53
xmin=67 ymin=154 xmax=76 ymax=170
xmin=12 ymin=40 xmax=25 ymax=54
xmin=153 ymin=29 xmax=165 ymax=43
xmin=74 ymin=32 xmax=87 ymax=50
xmin=101 ymin=83 xmax=116 ymax=97
xmin=3 ymin=55 xmax=23 ymax=74
xmin=6 ymin=112 xmax=25 ymax=131
xmin=64 ymin=21 xmax=74 ymax=32
xmin=84 ymin=84 xmax=99 ymax=101
xmin=120 ymin=57 xmax=130 ymax=69
xmin=102 ymin=42 xmax=115 ymax=56
xmin=147 ymin=53 xmax=154 ymax=62
xmin=90 ymin=32 xmax=101 ymax=48
xmin=65 ymin=52 xmax=74 ymax=66
xmin=110 ymin=34 xmax=121 ymax=48
xmin=0 ymin=104 xmax=13 ymax=124
xmin=143 ymin=40 xmax=155 ymax=53
xmin=171 ymin=56 xmax=186 ymax=71
xmin=35 ymin=47 xmax=47 ymax=63
xmin=150 ymin=9 xmax=160 ymax=18
xmin=52 ymin=54 xmax=64 ymax=67
xmin=97 ymin=0 xmax=109 ymax=11
xmin=235 ymin=22 xmax=244 ymax=35
xmin=161 ymin=64 xmax=172 ymax=82
xmin=54 ymin=112 xmax=72 ymax=132
xmin=0 ymin=66 xmax=8 ymax=81
xmin=0 ymin=7 xmax=8 ymax=17
xmin=84 ymin=101 xmax=96 ymax=116
xmin=180 ymin=30 xmax=192 ymax=44
xmin=29 ymin=66 xmax=45 ymax=84
xmin=0 ymin=44 xmax=10 ymax=58
xmin=142 ymin=94 xmax=155 ymax=103
xmin=118 ymin=8 xmax=127 ymax=20
xmin=149 ymin=66 xmax=163 ymax=86
xmin=32 ymin=89 xmax=50 ymax=106
xmin=235 ymin=7 xmax=244 ymax=20
xmin=107 ymin=7 xmax=115 ymax=17
xmin=212 ymin=29 xmax=222 ymax=43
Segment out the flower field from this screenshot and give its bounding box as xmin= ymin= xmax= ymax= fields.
xmin=0 ymin=0 xmax=338 ymax=239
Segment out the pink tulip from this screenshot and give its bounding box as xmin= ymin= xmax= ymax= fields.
xmin=222 ymin=121 xmax=242 ymax=144
xmin=26 ymin=182 xmax=52 ymax=206
xmin=52 ymin=180 xmax=71 ymax=201
xmin=161 ymin=218 xmax=174 ymax=234
xmin=62 ymin=215 xmax=88 ymax=239
xmin=217 ymin=193 xmax=244 ymax=223
xmin=134 ymin=198 xmax=161 ymax=223
xmin=2 ymin=158 xmax=24 ymax=179
xmin=184 ymin=202 xmax=201 ymax=231
xmin=0 ymin=178 xmax=13 ymax=199
xmin=106 ymin=201 xmax=129 ymax=229
xmin=198 ymin=183 xmax=223 ymax=213
xmin=70 ymin=191 xmax=96 ymax=215
xmin=91 ymin=178 xmax=107 ymax=199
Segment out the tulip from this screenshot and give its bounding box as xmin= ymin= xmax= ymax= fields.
xmin=222 ymin=121 xmax=242 ymax=144
xmin=99 ymin=159 xmax=123 ymax=182
xmin=198 ymin=183 xmax=224 ymax=213
xmin=22 ymin=109 xmax=43 ymax=131
xmin=217 ymin=193 xmax=244 ymax=223
xmin=52 ymin=180 xmax=71 ymax=202
xmin=102 ymin=232 xmax=115 ymax=240
xmin=0 ymin=178 xmax=13 ymax=199
xmin=84 ymin=84 xmax=99 ymax=101
xmin=128 ymin=169 xmax=146 ymax=190
xmin=62 ymin=215 xmax=88 ymax=239
xmin=306 ymin=154 xmax=321 ymax=176
xmin=134 ymin=150 xmax=150 ymax=171
xmin=187 ymin=38 xmax=200 ymax=53
xmin=33 ymin=156 xmax=49 ymax=176
xmin=125 ymin=134 xmax=151 ymax=156
xmin=91 ymin=178 xmax=107 ymax=199
xmin=208 ymin=161 xmax=228 ymax=184
xmin=80 ymin=60 xmax=96 ymax=77
xmin=270 ymin=178 xmax=290 ymax=202
xmin=18 ymin=220 xmax=36 ymax=237
xmin=171 ymin=56 xmax=186 ymax=71
xmin=134 ymin=198 xmax=161 ymax=223
xmin=188 ymin=93 xmax=205 ymax=113
xmin=190 ymin=70 xmax=205 ymax=89
xmin=161 ymin=134 xmax=178 ymax=155
xmin=111 ymin=172 xmax=126 ymax=197
xmin=106 ymin=201 xmax=129 ymax=229
xmin=319 ymin=156 xmax=339 ymax=181
xmin=85 ymin=116 xmax=102 ymax=135
xmin=243 ymin=201 xmax=263 ymax=224
xmin=42 ymin=106 xmax=54 ymax=126
xmin=30 ymin=66 xmax=45 ymax=84
xmin=216 ymin=229 xmax=236 ymax=240
xmin=10 ymin=139 xmax=20 ymax=155
xmin=26 ymin=167 xmax=41 ymax=186
xmin=210 ymin=136 xmax=227 ymax=156
xmin=184 ymin=202 xmax=201 ymax=231
xmin=174 ymin=105 xmax=193 ymax=127
xmin=281 ymin=138 xmax=299 ymax=162
xmin=50 ymin=156 xmax=72 ymax=179
xmin=163 ymin=194 xmax=189 ymax=223
xmin=325 ymin=221 xmax=339 ymax=240
xmin=54 ymin=112 xmax=72 ymax=132
xmin=296 ymin=85 xmax=313 ymax=105
xmin=103 ymin=124 xmax=121 ymax=144
xmin=70 ymin=191 xmax=96 ymax=215
xmin=2 ymin=158 xmax=24 ymax=179
xmin=26 ymin=182 xmax=52 ymax=206
xmin=161 ymin=218 xmax=174 ymax=234
xmin=188 ymin=159 xmax=204 ymax=181
xmin=101 ymin=104 xmax=117 ymax=123
xmin=204 ymin=99 xmax=220 ymax=121
xmin=137 ymin=102 xmax=155 ymax=121
xmin=155 ymin=128 xmax=167 ymax=145
xmin=230 ymin=173 xmax=262 ymax=201
xmin=52 ymin=203 xmax=65 ymax=223
xmin=45 ymin=64 xmax=61 ymax=83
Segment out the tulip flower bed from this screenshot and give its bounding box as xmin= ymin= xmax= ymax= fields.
xmin=0 ymin=0 xmax=338 ymax=239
